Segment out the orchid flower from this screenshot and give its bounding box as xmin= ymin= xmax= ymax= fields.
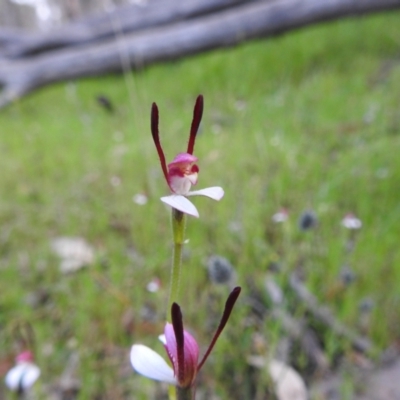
xmin=341 ymin=213 xmax=362 ymax=230
xmin=151 ymin=95 xmax=224 ymax=218
xmin=271 ymin=208 xmax=289 ymax=223
xmin=131 ymin=287 xmax=241 ymax=391
xmin=5 ymin=351 xmax=40 ymax=393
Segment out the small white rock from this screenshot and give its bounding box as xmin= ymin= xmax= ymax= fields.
xmin=247 ymin=356 xmax=308 ymax=400
xmin=51 ymin=237 xmax=95 ymax=273
xmin=269 ymin=359 xmax=308 ymax=400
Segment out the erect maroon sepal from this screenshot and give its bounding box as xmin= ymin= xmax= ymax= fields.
xmin=187 ymin=95 xmax=204 ymax=155
xmin=197 ymin=286 xmax=241 ymax=371
xmin=171 ymin=303 xmax=186 ymax=384
xmin=151 ymin=102 xmax=169 ymax=183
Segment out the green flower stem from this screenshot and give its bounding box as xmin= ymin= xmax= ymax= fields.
xmin=167 ymin=208 xmax=186 ymax=319
xmin=176 ymin=386 xmax=193 ymax=400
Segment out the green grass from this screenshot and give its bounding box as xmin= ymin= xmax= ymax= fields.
xmin=1 ymin=11 xmax=400 ymax=399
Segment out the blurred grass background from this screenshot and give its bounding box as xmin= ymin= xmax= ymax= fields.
xmin=1 ymin=10 xmax=400 ymax=399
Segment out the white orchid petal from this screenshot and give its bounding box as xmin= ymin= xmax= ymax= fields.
xmin=130 ymin=344 xmax=176 ymax=384
xmin=20 ymin=364 xmax=40 ymax=390
xmin=5 ymin=363 xmax=40 ymax=391
xmin=161 ymin=195 xmax=199 ymax=218
xmin=187 ymin=187 xmax=224 ymax=201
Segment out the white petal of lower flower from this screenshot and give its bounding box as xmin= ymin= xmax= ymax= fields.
xmin=187 ymin=186 xmax=224 ymax=201
xmin=20 ymin=364 xmax=40 ymax=390
xmin=161 ymin=195 xmax=199 ymax=218
xmin=130 ymin=344 xmax=176 ymax=384
xmin=5 ymin=363 xmax=40 ymax=391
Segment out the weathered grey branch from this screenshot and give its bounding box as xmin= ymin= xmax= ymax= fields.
xmin=265 ymin=277 xmax=330 ymax=371
xmin=1 ymin=0 xmax=250 ymax=58
xmin=0 ymin=29 xmax=30 ymax=49
xmin=0 ymin=0 xmax=399 ymax=109
xmin=289 ymin=273 xmax=375 ymax=354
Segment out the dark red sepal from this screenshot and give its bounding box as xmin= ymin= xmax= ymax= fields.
xmin=197 ymin=287 xmax=241 ymax=371
xmin=187 ymin=95 xmax=204 ymax=155
xmin=151 ymin=102 xmax=169 ymax=183
xmin=171 ymin=302 xmax=186 ymax=385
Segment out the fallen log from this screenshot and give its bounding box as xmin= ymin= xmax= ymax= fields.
xmin=0 ymin=0 xmax=399 ymax=109
xmin=0 ymin=29 xmax=30 ymax=49
xmin=1 ymin=0 xmax=250 ymax=59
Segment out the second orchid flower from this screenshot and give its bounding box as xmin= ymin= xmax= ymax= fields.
xmin=131 ymin=287 xmax=241 ymax=396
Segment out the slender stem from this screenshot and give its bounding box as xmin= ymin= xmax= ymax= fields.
xmin=176 ymin=386 xmax=193 ymax=400
xmin=167 ymin=208 xmax=186 ymax=319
